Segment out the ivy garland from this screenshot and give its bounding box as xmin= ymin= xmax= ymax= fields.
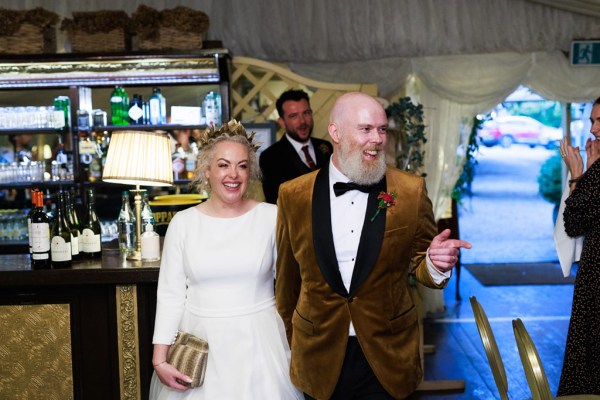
xmin=385 ymin=97 xmax=427 ymax=177
xmin=386 ymin=98 xmax=479 ymax=205
xmin=451 ymin=116 xmax=480 ymax=203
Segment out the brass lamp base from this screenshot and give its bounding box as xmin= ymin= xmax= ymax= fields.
xmin=126 ymin=250 xmax=142 ymax=261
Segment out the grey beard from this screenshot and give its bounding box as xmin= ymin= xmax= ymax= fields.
xmin=337 ymin=148 xmax=386 ymax=185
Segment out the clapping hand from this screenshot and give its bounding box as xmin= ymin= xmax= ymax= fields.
xmin=428 ymin=229 xmax=472 ymax=272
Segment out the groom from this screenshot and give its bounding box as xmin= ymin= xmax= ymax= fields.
xmin=275 ymin=92 xmax=471 ymax=399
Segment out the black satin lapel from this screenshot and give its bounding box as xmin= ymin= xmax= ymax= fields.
xmin=312 ymin=164 xmax=348 ymax=297
xmin=283 ymin=136 xmax=312 ymax=173
xmin=349 ymin=176 xmax=387 ymax=296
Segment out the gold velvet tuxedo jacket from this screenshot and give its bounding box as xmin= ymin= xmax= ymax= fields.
xmin=275 ymin=164 xmax=445 ymax=400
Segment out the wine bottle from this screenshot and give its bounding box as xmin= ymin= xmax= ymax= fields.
xmin=50 ymin=191 xmax=72 ymax=269
xmin=27 ymin=188 xmax=38 ymax=255
xmin=80 ymin=188 xmax=102 ymax=259
xmin=65 ymin=190 xmax=80 ymax=261
xmin=117 ymin=191 xmax=136 ymax=254
xmin=30 ymin=190 xmax=51 ymax=269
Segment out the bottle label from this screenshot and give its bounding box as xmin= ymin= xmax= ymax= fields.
xmin=79 ymin=140 xmax=97 ymax=155
xmin=32 ymin=252 xmax=49 ymax=260
xmin=172 ymin=158 xmax=185 ymax=174
xmin=51 ymin=236 xmax=72 ymax=262
xmin=149 ymin=99 xmax=161 ymax=125
xmin=81 ymin=228 xmax=101 ymax=252
xmin=31 ymin=223 xmax=50 ymax=252
xmin=27 ymin=218 xmax=32 ymax=249
xmin=53 ymin=110 xmax=66 ymax=129
xmin=71 ymin=234 xmax=79 ymax=256
xmin=129 ymin=104 xmax=144 ymax=122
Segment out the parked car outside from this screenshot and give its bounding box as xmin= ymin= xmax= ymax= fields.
xmin=478 ymin=115 xmax=563 ymax=148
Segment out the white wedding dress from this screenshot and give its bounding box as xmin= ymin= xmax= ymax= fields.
xmin=149 ymin=203 xmax=301 ymax=400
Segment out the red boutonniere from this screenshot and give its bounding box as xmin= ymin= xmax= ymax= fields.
xmin=371 ymin=191 xmax=397 ymax=222
xmin=318 ymin=143 xmax=331 ymax=154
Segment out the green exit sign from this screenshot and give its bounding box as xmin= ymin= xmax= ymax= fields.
xmin=571 ymin=40 xmax=600 ymax=66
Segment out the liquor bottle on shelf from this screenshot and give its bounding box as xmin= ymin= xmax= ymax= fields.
xmin=50 ymin=191 xmax=72 ymax=269
xmin=202 ymin=91 xmax=221 ymax=127
xmin=110 ymin=86 xmax=129 ymax=126
xmin=149 ymin=87 xmax=167 ymax=125
xmin=77 ymin=109 xmax=91 ymax=132
xmin=117 ymin=191 xmax=135 ymax=254
xmin=65 ymin=190 xmax=80 ymax=262
xmin=128 ymin=94 xmax=144 ymax=125
xmin=53 ymin=96 xmax=71 ymax=129
xmin=140 ymin=191 xmax=155 ymax=230
xmin=30 ymin=190 xmax=52 ymax=269
xmin=80 ymin=188 xmax=102 ymax=259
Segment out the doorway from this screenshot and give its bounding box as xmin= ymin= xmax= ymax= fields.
xmin=457 ymin=88 xmax=592 ymax=267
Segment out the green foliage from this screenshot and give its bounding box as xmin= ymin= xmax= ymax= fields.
xmin=386 ymin=97 xmax=427 ymax=177
xmin=537 ymin=151 xmax=562 ymax=205
xmin=502 ymin=100 xmax=562 ymax=128
xmin=452 ymin=117 xmax=480 ymax=203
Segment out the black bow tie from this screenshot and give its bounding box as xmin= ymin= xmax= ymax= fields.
xmin=333 ymin=182 xmax=376 ymax=197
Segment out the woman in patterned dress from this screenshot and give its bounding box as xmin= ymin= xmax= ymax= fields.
xmin=557 ymin=97 xmax=600 ymax=396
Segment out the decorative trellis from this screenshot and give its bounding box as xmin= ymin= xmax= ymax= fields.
xmin=231 ymin=56 xmax=377 ymax=139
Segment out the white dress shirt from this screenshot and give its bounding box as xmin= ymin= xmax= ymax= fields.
xmin=328 ymin=160 xmax=450 ymax=336
xmin=286 ymin=134 xmax=317 ymax=169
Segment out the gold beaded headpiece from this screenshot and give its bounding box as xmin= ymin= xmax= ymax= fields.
xmin=196 ymin=119 xmax=261 ymax=152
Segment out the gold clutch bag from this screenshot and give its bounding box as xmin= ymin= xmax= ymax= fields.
xmin=167 ymin=331 xmax=209 ymax=388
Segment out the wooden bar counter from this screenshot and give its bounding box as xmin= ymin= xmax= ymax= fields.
xmin=0 ymin=249 xmax=160 ymax=400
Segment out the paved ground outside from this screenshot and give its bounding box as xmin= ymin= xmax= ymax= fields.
xmin=458 ymin=144 xmax=560 ymax=264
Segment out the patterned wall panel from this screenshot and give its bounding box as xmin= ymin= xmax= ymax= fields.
xmin=0 ymin=303 xmax=73 ymax=400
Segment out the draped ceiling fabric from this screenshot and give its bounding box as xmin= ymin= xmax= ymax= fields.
xmin=17 ymin=0 xmax=600 ymax=220
xmin=16 ymin=0 xmax=600 ymax=313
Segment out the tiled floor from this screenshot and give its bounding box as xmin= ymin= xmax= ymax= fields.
xmin=408 ymin=265 xmax=574 ymax=400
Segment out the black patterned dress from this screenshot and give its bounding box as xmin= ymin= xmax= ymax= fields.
xmin=558 ymin=159 xmax=600 ymax=396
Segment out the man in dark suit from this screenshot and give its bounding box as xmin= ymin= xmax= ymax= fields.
xmin=275 ymin=92 xmax=471 ymax=399
xmin=259 ymin=89 xmax=333 ymax=204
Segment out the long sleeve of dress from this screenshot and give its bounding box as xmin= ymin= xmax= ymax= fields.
xmin=564 ymin=160 xmax=600 ymax=238
xmin=152 ymin=212 xmax=188 ymax=344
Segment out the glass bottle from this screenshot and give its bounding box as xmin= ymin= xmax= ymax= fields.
xmin=117 ymin=190 xmax=136 ymax=254
xmin=50 ymin=191 xmax=72 ymax=269
xmin=203 ymin=91 xmax=220 ymax=127
xmin=65 ymin=190 xmax=80 ymax=261
xmin=110 ymin=86 xmax=129 ymax=126
xmin=140 ymin=190 xmax=155 ymax=230
xmin=27 ymin=188 xmax=38 ymax=255
xmin=141 ymin=223 xmax=160 ymax=262
xmin=53 ymin=95 xmax=71 ymax=129
xmin=80 ymin=188 xmax=102 ymax=259
xmin=30 ymin=190 xmax=51 ymax=269
xmin=148 ymin=87 xmax=167 ymax=125
xmin=128 ymin=94 xmax=144 ymax=125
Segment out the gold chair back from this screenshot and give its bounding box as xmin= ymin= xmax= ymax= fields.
xmin=470 ymin=296 xmax=509 ymax=400
xmin=512 ymin=318 xmax=553 ymax=400
xmin=512 ymin=318 xmax=600 ymax=400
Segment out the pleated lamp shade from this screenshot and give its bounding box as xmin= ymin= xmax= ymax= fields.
xmin=103 ymin=130 xmax=173 ymax=187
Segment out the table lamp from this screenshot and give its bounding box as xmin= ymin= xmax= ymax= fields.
xmin=103 ymin=130 xmax=173 ymax=261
